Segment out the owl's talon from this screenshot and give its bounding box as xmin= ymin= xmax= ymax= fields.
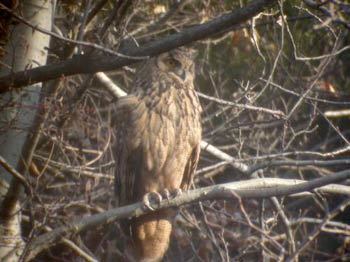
xmin=161 ymin=188 xmax=182 ymax=201
xmin=142 ymin=191 xmax=163 ymax=211
xmin=172 ymin=188 xmax=182 ymax=198
xmin=161 ymin=189 xmax=171 ymax=200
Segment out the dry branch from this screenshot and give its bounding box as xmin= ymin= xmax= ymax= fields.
xmin=0 ymin=0 xmax=277 ymax=91
xmin=24 ymin=170 xmax=350 ymax=260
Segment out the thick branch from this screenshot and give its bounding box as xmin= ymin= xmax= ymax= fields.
xmin=24 ymin=170 xmax=350 ymax=261
xmin=0 ymin=0 xmax=277 ymax=91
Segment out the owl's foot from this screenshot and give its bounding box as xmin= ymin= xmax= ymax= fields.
xmin=160 ymin=189 xmax=171 ymax=200
xmin=142 ymin=189 xmax=183 ymax=211
xmin=171 ymin=188 xmax=182 ymax=198
xmin=162 ymin=189 xmax=183 ymax=213
xmin=142 ymin=191 xmax=163 ymax=211
xmin=161 ymin=188 xmax=182 ymax=200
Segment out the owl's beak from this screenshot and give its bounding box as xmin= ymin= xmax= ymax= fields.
xmin=169 ymin=69 xmax=188 ymax=83
xmin=179 ymin=70 xmax=187 ymax=81
xmin=174 ymin=67 xmax=187 ymax=81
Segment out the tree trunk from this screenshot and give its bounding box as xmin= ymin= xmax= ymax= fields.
xmin=0 ymin=0 xmax=53 ymax=261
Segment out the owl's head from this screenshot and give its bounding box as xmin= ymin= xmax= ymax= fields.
xmin=155 ymin=47 xmax=195 ymax=83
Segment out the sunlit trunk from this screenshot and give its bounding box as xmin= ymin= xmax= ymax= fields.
xmin=0 ymin=0 xmax=52 ymax=260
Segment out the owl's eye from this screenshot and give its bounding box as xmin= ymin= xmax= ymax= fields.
xmin=166 ymin=58 xmax=181 ymax=68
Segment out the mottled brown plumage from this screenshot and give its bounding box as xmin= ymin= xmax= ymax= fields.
xmin=114 ymin=48 xmax=201 ymax=261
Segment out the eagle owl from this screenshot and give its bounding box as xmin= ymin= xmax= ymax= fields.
xmin=114 ymin=48 xmax=202 ymax=261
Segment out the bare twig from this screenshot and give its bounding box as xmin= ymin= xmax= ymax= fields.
xmin=24 ymin=170 xmax=350 ymax=260
xmin=286 ymin=198 xmax=350 ymax=261
xmin=0 ymin=0 xmax=278 ymax=90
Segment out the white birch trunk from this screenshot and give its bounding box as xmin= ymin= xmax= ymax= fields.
xmin=0 ymin=0 xmax=53 ymax=261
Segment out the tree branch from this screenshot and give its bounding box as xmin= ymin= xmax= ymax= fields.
xmin=0 ymin=0 xmax=277 ymax=91
xmin=24 ymin=169 xmax=350 ymax=261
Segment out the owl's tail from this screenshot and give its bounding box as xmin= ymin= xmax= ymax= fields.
xmin=131 ymin=209 xmax=173 ymax=262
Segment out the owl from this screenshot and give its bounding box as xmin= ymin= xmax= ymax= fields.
xmin=113 ymin=48 xmax=201 ymax=261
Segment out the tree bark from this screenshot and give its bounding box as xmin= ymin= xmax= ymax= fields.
xmin=0 ymin=0 xmax=53 ymax=261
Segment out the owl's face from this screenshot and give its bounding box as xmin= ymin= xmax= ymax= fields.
xmin=155 ymin=48 xmax=195 ymax=83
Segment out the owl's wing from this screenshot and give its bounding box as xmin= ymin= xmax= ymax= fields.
xmin=114 ymin=95 xmax=145 ymax=206
xmin=180 ymin=143 xmax=201 ymax=190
